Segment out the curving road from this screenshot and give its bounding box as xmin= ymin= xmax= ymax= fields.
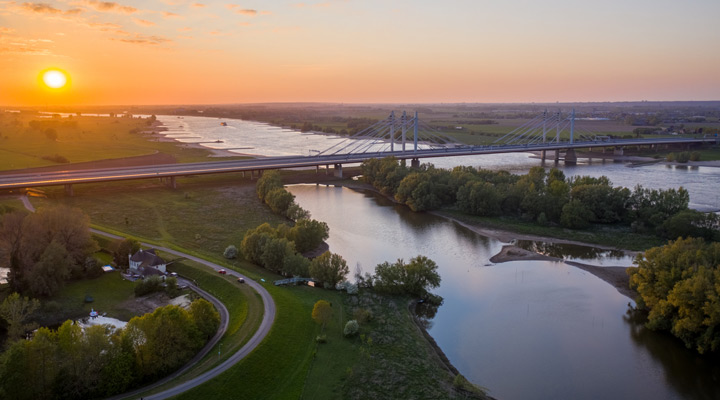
xmin=19 ymin=196 xmax=277 ymax=400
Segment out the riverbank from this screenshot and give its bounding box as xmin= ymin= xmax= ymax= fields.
xmin=310 ymin=178 xmax=640 ymax=301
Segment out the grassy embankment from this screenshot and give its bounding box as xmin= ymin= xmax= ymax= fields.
xmin=0 ymin=112 xmax=243 ymax=171
xmin=28 ymin=172 xmax=480 ymax=399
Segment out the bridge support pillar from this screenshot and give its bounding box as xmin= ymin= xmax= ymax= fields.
xmin=316 ymin=165 xmax=320 ymax=174
xmin=169 ymin=176 xmax=177 ymax=189
xmin=325 ymin=165 xmax=330 ymax=175
xmin=613 ymin=147 xmax=624 ymax=162
xmin=541 ymin=150 xmax=546 ymax=162
xmin=333 ymin=164 xmax=343 ymax=178
xmin=564 ymin=149 xmax=577 ymax=165
xmin=411 ymin=158 xmax=420 ymax=169
xmin=554 ymin=150 xmax=560 ymax=163
xmin=64 ymin=184 xmax=74 ymax=197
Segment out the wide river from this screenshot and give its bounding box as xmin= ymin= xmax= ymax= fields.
xmin=159 ymin=115 xmax=720 ymax=399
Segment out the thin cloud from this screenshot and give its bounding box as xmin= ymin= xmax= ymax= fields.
xmin=178 ymin=27 xmax=192 ymax=32
xmin=236 ymin=9 xmax=256 ymax=16
xmin=113 ymin=34 xmax=171 ymax=45
xmin=162 ymin=11 xmax=183 ymax=18
xmin=0 ymin=26 xmax=15 ymax=34
xmin=21 ymin=3 xmax=63 ymax=14
xmin=81 ymin=0 xmax=137 ymax=14
xmin=0 ymin=45 xmax=52 ymax=55
xmin=191 ymin=3 xmax=205 ymax=7
xmin=133 ymin=18 xmax=155 ymax=26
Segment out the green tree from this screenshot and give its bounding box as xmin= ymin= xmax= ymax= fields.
xmin=560 ymin=199 xmax=593 ymax=229
xmin=628 ymin=238 xmax=720 ymax=353
xmin=309 ymin=251 xmax=349 ymax=287
xmin=189 ymin=298 xmax=220 ymax=341
xmin=0 ymin=292 xmax=40 ymax=341
xmin=223 ymin=244 xmax=238 ymax=259
xmin=265 ymin=187 xmax=295 ymax=215
xmin=256 ymin=170 xmax=283 ymax=201
xmin=25 ymin=240 xmax=71 ymax=297
xmin=114 ymin=238 xmax=140 ymax=268
xmin=373 ymin=256 xmax=442 ymax=298
xmin=311 ymin=300 xmax=333 ymax=331
xmin=288 ymin=219 xmax=329 ymax=253
xmin=260 ymin=237 xmax=296 ymax=273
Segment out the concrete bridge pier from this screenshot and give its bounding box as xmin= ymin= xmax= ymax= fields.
xmin=169 ymin=176 xmax=177 ymax=189
xmin=411 ymin=158 xmax=420 ymax=169
xmin=564 ymin=149 xmax=577 ymax=165
xmin=333 ymin=164 xmax=343 ymax=178
xmin=325 ymin=164 xmax=330 ymax=175
xmin=541 ymin=150 xmax=547 ymax=162
xmin=64 ymin=184 xmax=74 ymax=197
xmin=554 ymin=150 xmax=560 ymax=163
xmin=614 ymin=147 xmax=624 ymax=163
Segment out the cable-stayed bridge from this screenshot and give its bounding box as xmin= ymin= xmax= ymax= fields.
xmin=0 ymin=110 xmax=716 ymax=194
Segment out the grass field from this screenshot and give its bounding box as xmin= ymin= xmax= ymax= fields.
xmin=0 ymin=112 xmax=239 ymax=171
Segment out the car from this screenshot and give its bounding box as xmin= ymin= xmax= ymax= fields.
xmin=218 ymin=269 xmax=227 ymax=275
xmin=169 ymin=272 xmax=178 ymax=277
xmin=237 ymin=277 xmax=245 ymax=283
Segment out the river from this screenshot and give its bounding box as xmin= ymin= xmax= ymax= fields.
xmin=157 ymin=115 xmax=720 ymax=399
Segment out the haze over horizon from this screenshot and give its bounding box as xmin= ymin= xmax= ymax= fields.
xmin=2 ymin=0 xmax=719 ymax=106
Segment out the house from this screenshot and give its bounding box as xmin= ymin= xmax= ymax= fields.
xmin=129 ymin=249 xmax=167 ymax=275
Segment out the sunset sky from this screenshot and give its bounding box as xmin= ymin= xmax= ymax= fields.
xmin=1 ymin=0 xmax=719 ymax=106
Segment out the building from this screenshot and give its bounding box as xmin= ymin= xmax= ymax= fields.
xmin=128 ymin=249 xmax=167 ymax=275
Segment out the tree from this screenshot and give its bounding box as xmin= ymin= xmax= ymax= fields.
xmin=0 ymin=210 xmax=28 ymax=292
xmin=628 ymin=238 xmax=720 ymax=353
xmin=260 ymin=237 xmax=296 ymax=273
xmin=223 ymin=244 xmax=238 ymax=259
xmin=256 ymin=170 xmax=283 ymax=201
xmin=288 ymin=219 xmax=329 ymax=253
xmin=560 ymin=199 xmax=593 ymax=229
xmin=309 ymin=251 xmax=349 ymax=287
xmin=113 ymin=238 xmax=140 ymax=268
xmin=189 ymin=299 xmax=220 ymax=341
xmin=311 ymin=300 xmax=333 ymax=331
xmin=25 ymin=240 xmax=71 ymax=297
xmin=265 ymin=187 xmax=295 ymax=215
xmin=373 ymin=256 xmax=441 ymax=298
xmin=0 ymin=292 xmax=40 ymax=341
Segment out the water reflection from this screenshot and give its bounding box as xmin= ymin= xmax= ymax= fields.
xmin=289 ymin=184 xmax=718 ymax=400
xmin=515 ymin=240 xmax=636 ymax=266
xmin=624 ymin=311 xmax=720 ymax=400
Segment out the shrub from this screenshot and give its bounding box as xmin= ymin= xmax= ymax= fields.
xmin=676 ymin=151 xmax=691 ymax=163
xmin=353 ymin=308 xmax=373 ymax=324
xmin=344 ymin=320 xmax=359 ymax=337
xmin=666 ymin=152 xmax=676 ymax=162
xmin=134 ymin=275 xmax=164 ymax=296
xmin=315 ymin=334 xmax=327 ymax=343
xmin=690 ymin=151 xmax=701 ymax=161
xmin=223 ymin=244 xmax=238 ymax=259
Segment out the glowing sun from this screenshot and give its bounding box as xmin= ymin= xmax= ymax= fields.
xmin=40 ymin=69 xmax=69 ymax=89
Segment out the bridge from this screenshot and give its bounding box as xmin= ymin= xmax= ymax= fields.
xmin=0 ymin=110 xmax=716 ymax=195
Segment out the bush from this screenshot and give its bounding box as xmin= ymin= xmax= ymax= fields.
xmin=134 ymin=275 xmax=164 ymax=296
xmin=690 ymin=151 xmax=701 ymax=161
xmin=344 ymin=320 xmax=359 ymax=337
xmin=315 ymin=334 xmax=327 ymax=343
xmin=353 ymin=308 xmax=373 ymax=324
xmin=676 ymin=151 xmax=691 ymax=163
xmin=666 ymin=152 xmax=676 ymax=162
xmin=223 ymin=244 xmax=238 ymax=259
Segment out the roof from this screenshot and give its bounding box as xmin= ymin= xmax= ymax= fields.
xmin=130 ymin=249 xmax=165 ymax=267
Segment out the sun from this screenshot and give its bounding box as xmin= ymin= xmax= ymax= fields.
xmin=40 ymin=68 xmax=70 ymax=89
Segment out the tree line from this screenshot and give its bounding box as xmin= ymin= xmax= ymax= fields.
xmin=361 ymin=157 xmax=719 ymax=240
xmin=628 ymin=237 xmax=720 ymax=354
xmin=0 ymin=206 xmax=100 ymax=298
xmin=0 ymin=298 xmax=219 ymax=399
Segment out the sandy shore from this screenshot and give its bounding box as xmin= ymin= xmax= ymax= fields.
xmin=488 ymin=244 xmax=636 ymax=300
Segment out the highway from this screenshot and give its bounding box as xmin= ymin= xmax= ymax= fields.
xmin=0 ymin=137 xmax=715 ymax=191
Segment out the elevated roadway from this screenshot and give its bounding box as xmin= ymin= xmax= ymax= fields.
xmin=0 ymin=137 xmax=715 ymax=192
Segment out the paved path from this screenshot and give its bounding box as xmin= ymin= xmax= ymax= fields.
xmin=20 ymin=196 xmax=277 ymax=400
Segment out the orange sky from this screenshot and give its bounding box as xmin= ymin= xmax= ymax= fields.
xmin=1 ymin=0 xmax=720 ymax=106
